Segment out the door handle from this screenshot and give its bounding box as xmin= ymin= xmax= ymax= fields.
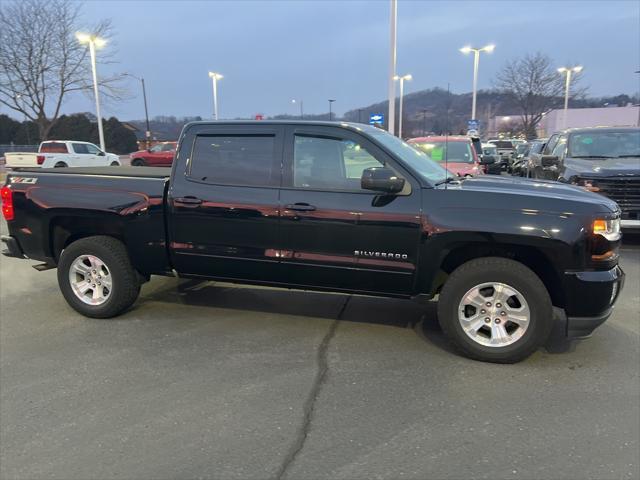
xmin=174 ymin=196 xmax=203 ymax=207
xmin=284 ymin=203 xmax=316 ymax=212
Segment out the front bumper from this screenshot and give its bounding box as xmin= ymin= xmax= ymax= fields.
xmin=562 ymin=265 xmax=625 ymax=338
xmin=621 ymin=219 xmax=640 ymax=231
xmin=1 ymin=235 xmax=25 ymax=258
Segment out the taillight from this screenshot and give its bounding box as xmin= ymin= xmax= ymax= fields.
xmin=1 ymin=185 xmax=14 ymax=221
xmin=36 ymin=155 xmax=45 ymax=165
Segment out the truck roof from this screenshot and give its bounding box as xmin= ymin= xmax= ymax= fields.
xmin=407 ymin=136 xmax=470 ymax=143
xmin=558 ymin=126 xmax=640 ymax=135
xmin=184 ymin=120 xmax=384 ymax=133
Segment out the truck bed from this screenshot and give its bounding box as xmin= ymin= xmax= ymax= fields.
xmin=13 ymin=166 xmax=171 ymax=178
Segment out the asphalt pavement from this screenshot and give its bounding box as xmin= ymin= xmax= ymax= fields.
xmin=1 ymin=219 xmax=638 ymax=480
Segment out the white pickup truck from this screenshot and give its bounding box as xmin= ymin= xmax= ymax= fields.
xmin=5 ymin=141 xmax=121 ymax=169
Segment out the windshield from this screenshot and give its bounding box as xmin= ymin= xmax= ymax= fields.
xmin=365 ymin=128 xmax=453 ymax=184
xmin=569 ymin=130 xmax=640 ymax=158
xmin=516 ymin=144 xmax=529 ymax=155
xmin=490 ymin=141 xmax=514 ymax=149
xmin=482 ymin=145 xmax=497 ymax=155
xmin=411 ymin=141 xmax=474 ymax=164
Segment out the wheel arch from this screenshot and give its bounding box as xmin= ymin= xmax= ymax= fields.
xmin=50 ymin=214 xmax=126 ymax=262
xmin=425 ymin=239 xmax=566 ymax=308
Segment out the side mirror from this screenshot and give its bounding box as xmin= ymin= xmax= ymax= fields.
xmin=541 ymin=155 xmax=559 ymax=167
xmin=98 ymin=151 xmax=106 ymax=156
xmin=479 ymin=155 xmax=496 ymax=165
xmin=361 ymin=167 xmax=405 ymax=194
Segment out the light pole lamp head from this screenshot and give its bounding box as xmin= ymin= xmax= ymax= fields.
xmin=558 ymin=66 xmax=583 ymax=75
xmin=482 ymin=44 xmax=495 ymax=53
xmin=459 ymin=46 xmax=472 ymax=54
xmin=76 ymin=32 xmax=106 ymax=47
xmin=208 ymin=72 xmax=223 ymax=80
xmin=394 ymin=74 xmax=412 ymax=81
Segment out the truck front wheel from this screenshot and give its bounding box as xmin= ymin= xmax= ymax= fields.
xmin=57 ymin=236 xmax=141 ymax=318
xmin=437 ymin=257 xmax=553 ymax=363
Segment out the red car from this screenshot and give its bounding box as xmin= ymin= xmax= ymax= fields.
xmin=407 ymin=136 xmax=485 ymax=177
xmin=130 ymin=142 xmax=177 ymax=167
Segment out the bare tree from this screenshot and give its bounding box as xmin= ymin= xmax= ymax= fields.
xmin=0 ymin=0 xmax=124 ymax=140
xmin=495 ymin=52 xmax=584 ymax=139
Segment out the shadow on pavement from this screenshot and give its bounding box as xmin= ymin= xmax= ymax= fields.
xmin=139 ymin=278 xmax=456 ymax=354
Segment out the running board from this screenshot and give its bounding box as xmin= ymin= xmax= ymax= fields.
xmin=32 ymin=263 xmax=55 ymax=272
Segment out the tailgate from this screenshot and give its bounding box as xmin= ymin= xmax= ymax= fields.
xmin=5 ymin=152 xmax=39 ymax=167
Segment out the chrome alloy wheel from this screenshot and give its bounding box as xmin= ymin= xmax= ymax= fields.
xmin=458 ymin=282 xmax=531 ymax=347
xmin=68 ymin=255 xmax=112 ymax=305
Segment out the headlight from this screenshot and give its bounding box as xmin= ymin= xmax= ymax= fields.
xmin=593 ymin=218 xmax=621 ymax=241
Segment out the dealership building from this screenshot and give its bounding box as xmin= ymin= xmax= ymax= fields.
xmin=488 ymin=104 xmax=639 ymax=138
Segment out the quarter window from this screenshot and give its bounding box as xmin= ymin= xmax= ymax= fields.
xmin=551 ymin=137 xmax=567 ymax=157
xmin=543 ymin=135 xmax=559 ymax=155
xmin=293 ymin=135 xmax=385 ymax=190
xmin=190 ymin=135 xmax=279 ymax=187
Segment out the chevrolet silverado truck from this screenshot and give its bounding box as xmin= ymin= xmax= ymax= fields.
xmin=0 ymin=121 xmax=625 ymax=363
xmin=5 ymin=140 xmax=121 ymax=169
xmin=529 ymin=127 xmax=640 ymax=232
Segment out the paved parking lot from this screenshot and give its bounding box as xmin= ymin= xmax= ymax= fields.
xmin=1 ymin=219 xmax=638 ymax=480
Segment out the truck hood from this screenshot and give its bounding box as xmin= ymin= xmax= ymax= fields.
xmin=440 ymin=175 xmax=619 ymax=213
xmin=444 ymin=162 xmax=481 ymax=176
xmin=565 ymin=156 xmax=640 ymax=177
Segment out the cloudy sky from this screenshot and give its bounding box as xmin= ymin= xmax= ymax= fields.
xmin=40 ymin=0 xmax=640 ymax=120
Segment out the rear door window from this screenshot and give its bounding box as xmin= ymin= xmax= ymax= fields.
xmin=72 ymin=143 xmax=89 ymax=154
xmin=189 ymin=135 xmax=279 ymax=187
xmin=40 ymin=142 xmax=68 ymax=153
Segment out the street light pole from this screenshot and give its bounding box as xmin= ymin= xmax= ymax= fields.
xmin=328 ymin=99 xmax=336 ymax=121
xmin=292 ymin=99 xmax=303 ymax=119
xmin=208 ymin=72 xmax=223 ymax=120
xmin=558 ymin=66 xmax=583 ymax=129
xmin=77 ymin=33 xmax=107 ymax=151
xmin=394 ymin=74 xmax=412 ymax=139
xmin=460 ymin=44 xmax=495 ymax=125
xmin=387 ymin=0 xmax=398 ymax=135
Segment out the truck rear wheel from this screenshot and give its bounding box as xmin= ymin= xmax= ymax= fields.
xmin=437 ymin=257 xmax=553 ymax=363
xmin=57 ymin=236 xmax=141 ymax=318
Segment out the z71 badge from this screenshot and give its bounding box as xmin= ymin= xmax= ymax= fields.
xmin=10 ymin=177 xmax=38 ymax=184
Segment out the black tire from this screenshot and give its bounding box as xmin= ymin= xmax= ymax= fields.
xmin=54 ymin=162 xmax=67 ymax=168
xmin=57 ymin=236 xmax=141 ymax=318
xmin=110 ymin=161 xmax=119 ymax=166
xmin=131 ymin=158 xmax=146 ymax=167
xmin=437 ymin=257 xmax=553 ymax=363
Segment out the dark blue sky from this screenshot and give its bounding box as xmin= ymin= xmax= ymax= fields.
xmin=64 ymin=0 xmax=640 ymax=120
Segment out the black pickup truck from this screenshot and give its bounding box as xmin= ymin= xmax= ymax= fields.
xmin=528 ymin=127 xmax=640 ymax=232
xmin=1 ymin=121 xmax=625 ymax=363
